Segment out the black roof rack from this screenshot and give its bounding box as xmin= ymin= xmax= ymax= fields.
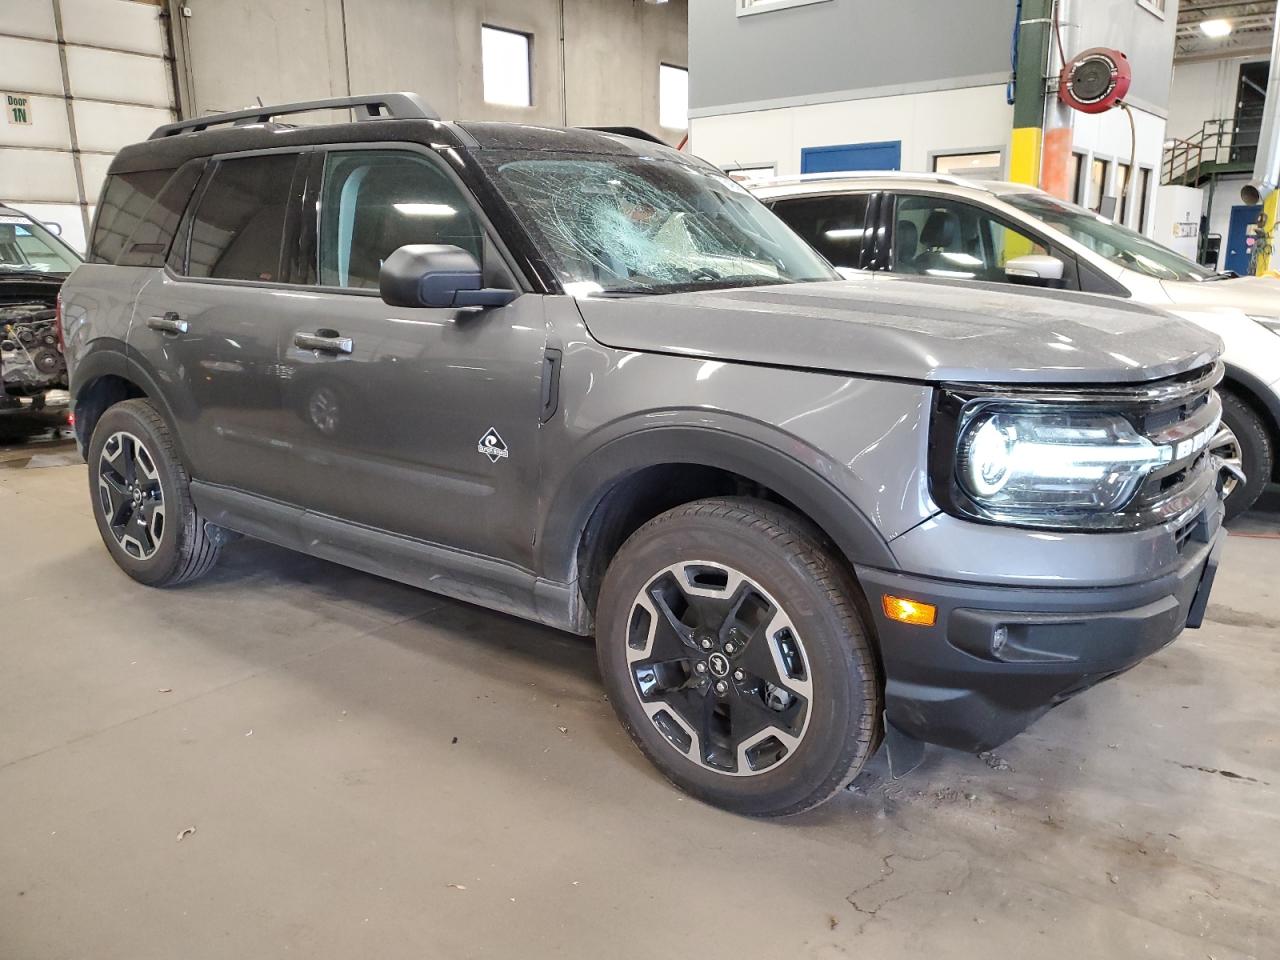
xmin=149 ymin=92 xmax=439 ymax=140
xmin=579 ymin=126 xmax=669 ymax=146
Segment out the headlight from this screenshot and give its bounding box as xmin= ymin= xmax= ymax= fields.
xmin=1248 ymin=315 xmax=1280 ymax=335
xmin=954 ymin=408 xmax=1172 ymax=520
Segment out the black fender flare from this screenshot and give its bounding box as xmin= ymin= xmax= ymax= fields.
xmin=536 ymin=419 xmax=899 ymax=584
xmin=70 ymin=344 xmax=191 ymax=467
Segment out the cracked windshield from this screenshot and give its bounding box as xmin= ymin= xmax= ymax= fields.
xmin=484 ymin=153 xmax=836 ymax=295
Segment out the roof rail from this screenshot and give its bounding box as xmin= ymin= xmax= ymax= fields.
xmin=579 ymin=126 xmax=669 ymax=146
xmin=750 ymin=170 xmax=977 ymax=188
xmin=149 ymin=92 xmax=439 ymax=140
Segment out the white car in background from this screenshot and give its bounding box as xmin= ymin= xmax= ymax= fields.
xmin=755 ymin=173 xmax=1280 ymax=519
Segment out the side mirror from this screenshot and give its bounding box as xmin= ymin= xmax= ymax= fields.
xmin=1004 ymin=254 xmax=1065 ymax=286
xmin=43 ymin=221 xmax=63 ymax=236
xmin=379 ymin=244 xmax=517 ymax=309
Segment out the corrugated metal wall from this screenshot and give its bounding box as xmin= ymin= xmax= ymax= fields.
xmin=0 ymin=0 xmax=175 ymax=253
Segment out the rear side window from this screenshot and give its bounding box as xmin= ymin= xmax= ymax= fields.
xmin=117 ymin=159 xmax=206 ymax=268
xmin=89 ymin=169 xmax=174 ymax=264
xmin=771 ymin=193 xmax=871 ymax=269
xmin=185 ymin=154 xmax=299 ymax=282
xmin=317 ymin=150 xmax=483 ymax=289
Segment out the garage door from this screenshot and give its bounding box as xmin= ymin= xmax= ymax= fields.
xmin=0 ymin=0 xmax=175 ymax=253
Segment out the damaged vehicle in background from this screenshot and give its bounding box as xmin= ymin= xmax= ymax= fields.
xmin=0 ymin=204 xmax=78 ymax=412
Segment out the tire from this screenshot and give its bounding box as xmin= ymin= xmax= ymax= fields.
xmin=1216 ymin=389 xmax=1273 ymax=522
xmin=87 ymin=398 xmax=220 ymax=586
xmin=596 ymin=497 xmax=882 ymax=817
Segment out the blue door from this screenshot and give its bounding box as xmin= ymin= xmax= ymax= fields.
xmin=1225 ymin=204 xmax=1262 ymax=274
xmin=801 ymin=141 xmax=902 ymax=174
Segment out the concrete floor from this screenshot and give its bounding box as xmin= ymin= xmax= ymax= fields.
xmin=2 ymin=413 xmax=1278 ymax=960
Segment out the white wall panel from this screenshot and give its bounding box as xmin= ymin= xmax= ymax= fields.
xmin=0 ymin=36 xmax=65 ymax=95
xmin=59 ymin=0 xmax=165 ymax=56
xmin=0 ymin=93 xmax=71 ymax=149
xmin=72 ymin=100 xmax=169 ymax=154
xmin=78 ymin=153 xmax=115 ymax=207
xmin=0 ymin=148 xmax=78 ymax=202
xmin=0 ymin=1 xmax=56 ymax=42
xmin=66 ymin=45 xmax=170 ymax=106
xmin=690 ymin=85 xmax=1013 ymax=177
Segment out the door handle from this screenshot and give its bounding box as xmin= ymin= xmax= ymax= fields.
xmin=294 ymin=330 xmax=353 ymax=354
xmin=147 ymin=312 xmax=188 ymax=335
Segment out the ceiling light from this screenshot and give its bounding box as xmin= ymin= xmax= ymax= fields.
xmin=1200 ymin=19 xmax=1233 ymax=38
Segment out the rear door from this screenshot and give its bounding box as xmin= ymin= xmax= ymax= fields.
xmin=269 ymin=144 xmax=547 ymax=567
xmin=129 ymin=149 xmax=308 ymax=500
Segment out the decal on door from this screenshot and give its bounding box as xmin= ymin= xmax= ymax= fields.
xmin=478 ymin=428 xmax=509 ymax=463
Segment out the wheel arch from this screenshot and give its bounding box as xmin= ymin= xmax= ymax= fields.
xmin=539 ymin=425 xmax=898 ymax=616
xmin=71 ymin=348 xmax=187 ymax=467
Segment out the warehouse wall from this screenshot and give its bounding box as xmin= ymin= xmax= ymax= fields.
xmin=689 ymin=0 xmax=1016 ymax=116
xmin=1166 ymin=55 xmax=1265 ymax=140
xmin=168 ymin=0 xmax=688 ymax=139
xmin=0 ymin=0 xmax=174 ymax=252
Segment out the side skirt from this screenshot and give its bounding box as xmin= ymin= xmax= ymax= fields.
xmin=190 ymin=481 xmax=592 ymax=635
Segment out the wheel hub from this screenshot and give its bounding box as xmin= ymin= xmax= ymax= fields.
xmin=625 ymin=561 xmax=812 ymax=777
xmin=97 ymin=431 xmax=166 ymax=561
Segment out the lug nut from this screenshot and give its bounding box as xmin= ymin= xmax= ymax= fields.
xmin=724 ymin=641 xmax=735 ymax=653
xmin=714 ymin=680 xmax=728 ymax=695
xmin=694 ymin=662 xmax=707 ymax=674
xmin=700 ymin=637 xmax=713 ymax=650
xmin=733 ymin=669 xmax=744 ymax=681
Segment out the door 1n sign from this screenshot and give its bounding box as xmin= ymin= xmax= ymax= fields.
xmin=6 ymin=94 xmax=32 ymax=125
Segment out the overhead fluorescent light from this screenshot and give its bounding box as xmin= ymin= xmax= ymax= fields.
xmin=1200 ymin=19 xmax=1233 ymax=38
xmin=393 ymin=203 xmax=456 ymax=217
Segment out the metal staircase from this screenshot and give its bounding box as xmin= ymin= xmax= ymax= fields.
xmin=1162 ymin=118 xmax=1259 ymax=187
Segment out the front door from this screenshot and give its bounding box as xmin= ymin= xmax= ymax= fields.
xmin=272 ymin=146 xmax=547 ymax=567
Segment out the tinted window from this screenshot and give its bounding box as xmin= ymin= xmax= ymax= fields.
xmin=89 ymin=168 xmax=173 ymax=264
xmin=317 ymin=150 xmax=484 ymax=289
xmin=117 ymin=159 xmax=206 ymax=268
xmin=186 ymin=154 xmax=298 ymax=282
xmin=771 ymin=193 xmax=871 ymax=268
xmin=891 ymin=195 xmax=1047 ymax=282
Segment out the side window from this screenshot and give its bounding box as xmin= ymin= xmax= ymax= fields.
xmin=185 ymin=154 xmax=299 ymax=282
xmin=89 ymin=169 xmax=173 ymax=264
xmin=891 ymin=195 xmax=1047 ymax=283
xmin=118 ymin=159 xmax=206 ymax=268
xmin=770 ymin=193 xmax=871 ymax=269
xmin=317 ymin=150 xmax=484 ymax=290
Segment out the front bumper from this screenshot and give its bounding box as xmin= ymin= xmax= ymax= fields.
xmin=856 ymin=505 xmax=1225 ymax=752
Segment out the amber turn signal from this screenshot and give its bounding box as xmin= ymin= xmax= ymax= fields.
xmin=882 ymin=594 xmax=937 ymax=627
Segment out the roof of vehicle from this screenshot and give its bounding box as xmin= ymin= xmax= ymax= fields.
xmin=750 ymin=171 xmax=1044 ymax=201
xmin=110 ymin=92 xmax=695 ymax=175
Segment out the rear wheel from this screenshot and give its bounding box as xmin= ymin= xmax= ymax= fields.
xmin=87 ymin=399 xmax=220 ymax=586
xmin=596 ymin=498 xmax=881 ymax=817
xmin=1214 ymin=389 xmax=1272 ymax=522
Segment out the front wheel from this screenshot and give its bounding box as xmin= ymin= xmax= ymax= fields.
xmin=596 ymin=498 xmax=882 ymax=817
xmin=1214 ymin=390 xmax=1273 ymax=522
xmin=87 ymin=399 xmax=221 ymax=586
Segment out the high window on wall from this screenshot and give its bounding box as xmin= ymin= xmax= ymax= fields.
xmin=481 ymin=26 xmax=532 ymax=107
xmin=1138 ymin=167 xmax=1153 ymax=232
xmin=1069 ymin=152 xmax=1085 ymax=205
xmin=1117 ymin=162 xmax=1133 ymax=224
xmin=659 ymin=64 xmax=689 ymax=130
xmin=1089 ymin=158 xmax=1110 ymax=213
xmin=932 ymin=151 xmax=1003 ymax=180
xmin=737 ymin=0 xmax=833 ymax=16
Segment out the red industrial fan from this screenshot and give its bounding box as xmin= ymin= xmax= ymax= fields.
xmin=1058 ymin=47 xmax=1131 ymax=114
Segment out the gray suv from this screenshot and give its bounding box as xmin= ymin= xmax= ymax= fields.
xmin=61 ymin=94 xmax=1228 ymax=816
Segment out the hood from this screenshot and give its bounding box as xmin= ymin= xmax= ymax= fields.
xmin=574 ymin=274 xmax=1221 ymax=384
xmin=0 ymin=275 xmax=64 ymax=304
xmin=1161 ymin=275 xmax=1280 ymax=318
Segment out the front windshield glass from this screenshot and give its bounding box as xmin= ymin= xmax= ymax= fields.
xmin=482 ymin=152 xmax=838 ymax=295
xmin=0 ymin=212 xmax=80 ymax=276
xmin=1002 ymin=192 xmax=1215 ymax=283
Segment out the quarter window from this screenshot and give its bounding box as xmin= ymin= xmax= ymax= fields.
xmin=317 ymin=150 xmax=484 ymax=290
xmin=185 ymin=154 xmax=299 ymax=282
xmin=770 ymin=193 xmax=871 ymax=269
xmin=890 ymin=195 xmax=1048 ymax=282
